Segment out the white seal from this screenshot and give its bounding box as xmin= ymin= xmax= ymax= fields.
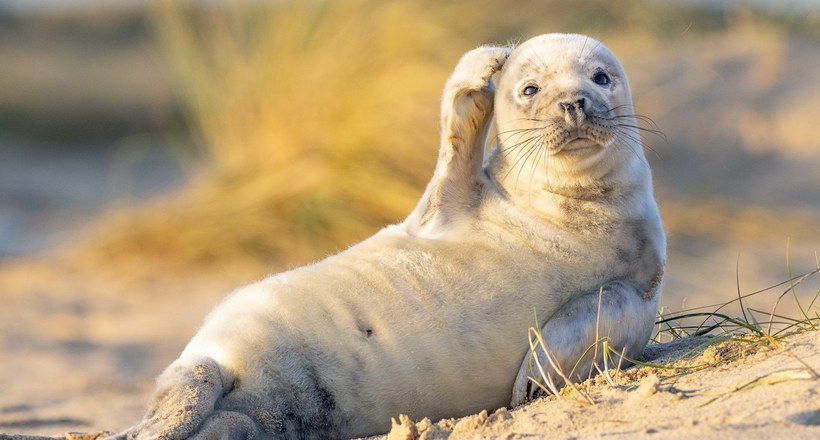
xmin=118 ymin=33 xmax=664 ymax=439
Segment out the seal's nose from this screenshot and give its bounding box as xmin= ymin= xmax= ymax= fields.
xmin=559 ymin=97 xmax=586 ymax=126
xmin=559 ymin=97 xmax=585 ymax=112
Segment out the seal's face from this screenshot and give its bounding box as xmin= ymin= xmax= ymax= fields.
xmin=494 ymin=34 xmax=638 ymax=178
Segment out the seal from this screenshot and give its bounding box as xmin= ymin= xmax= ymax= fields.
xmin=117 ymin=33 xmax=664 ymax=439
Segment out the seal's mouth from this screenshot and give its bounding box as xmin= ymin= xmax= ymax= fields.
xmin=530 ymin=119 xmax=613 ymax=156
xmin=563 ymin=137 xmax=599 ymax=150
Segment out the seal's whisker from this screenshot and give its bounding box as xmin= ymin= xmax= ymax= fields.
xmin=610 ymin=113 xmax=662 ymax=130
xmin=527 ymin=43 xmax=548 ymax=69
xmin=501 ymin=141 xmax=543 ymax=186
xmin=511 ymin=141 xmax=542 ymax=192
xmin=497 ymin=129 xmax=546 ymax=138
xmin=605 ymin=105 xmax=644 ymax=118
xmin=611 ymin=124 xmax=641 ymax=140
xmin=503 ymin=135 xmax=543 ymax=185
xmin=607 ymin=104 xmax=635 ymax=113
xmin=497 ymin=127 xmax=548 ymax=144
xmin=505 ymin=133 xmax=543 ymax=163
xmin=579 ymin=36 xmax=590 ymax=63
xmin=635 ymin=137 xmax=662 ymax=161
xmin=611 ymin=128 xmax=645 ymax=150
xmin=612 ymin=131 xmax=650 ymax=168
xmin=642 ymin=144 xmax=662 ymax=161
xmin=500 ymin=132 xmax=545 ymax=155
xmin=631 ymin=115 xmax=661 ymax=130
xmin=538 ymin=136 xmax=554 ymax=194
xmin=513 ymin=117 xmax=553 ymax=123
xmin=528 ymin=135 xmax=548 ymax=197
xmin=581 ymin=40 xmax=603 ymax=66
xmin=614 ymin=123 xmax=667 ymax=143
xmin=606 ymin=104 xmax=646 ymax=118
xmin=498 ymin=126 xmax=548 ymax=134
xmin=501 ymin=141 xmax=542 ymax=168
xmin=612 ymin=124 xmax=662 ymax=159
xmin=607 ymin=111 xmax=665 ymax=140
xmin=522 ymin=136 xmax=546 ymax=192
xmin=498 ymin=130 xmax=539 ymax=145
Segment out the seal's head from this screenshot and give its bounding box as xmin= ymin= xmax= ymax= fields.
xmin=490 ymin=33 xmax=645 ymax=191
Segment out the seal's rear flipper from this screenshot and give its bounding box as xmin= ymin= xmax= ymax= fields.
xmin=188 ymin=410 xmax=265 ymax=440
xmin=113 ymin=356 xmax=226 ymax=440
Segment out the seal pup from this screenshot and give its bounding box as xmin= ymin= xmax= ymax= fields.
xmin=118 ymin=33 xmax=664 ymax=439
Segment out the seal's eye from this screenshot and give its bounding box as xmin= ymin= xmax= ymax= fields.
xmin=593 ymin=72 xmax=611 ymax=86
xmin=522 ymin=85 xmax=540 ymax=96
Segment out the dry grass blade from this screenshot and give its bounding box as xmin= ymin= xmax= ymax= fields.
xmin=597 ymin=343 xmax=627 ymax=387
xmin=699 ymin=367 xmax=818 ymax=407
xmin=526 ymin=326 xmax=596 ymax=405
xmin=655 ymin=267 xmax=819 ymax=343
xmin=526 ymin=327 xmax=562 ymax=398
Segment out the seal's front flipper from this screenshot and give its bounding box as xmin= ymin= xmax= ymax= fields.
xmin=510 ymin=280 xmax=661 ymax=407
xmin=405 ymin=46 xmax=511 ymax=237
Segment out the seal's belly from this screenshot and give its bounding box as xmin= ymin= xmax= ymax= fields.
xmin=326 ymin=239 xmax=601 ymax=423
xmin=185 ymin=228 xmax=614 ymax=435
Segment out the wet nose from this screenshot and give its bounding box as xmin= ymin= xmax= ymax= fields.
xmin=559 ymin=97 xmax=585 ymax=112
xmin=559 ymin=97 xmax=586 ymax=126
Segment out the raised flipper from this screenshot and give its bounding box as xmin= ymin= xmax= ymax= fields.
xmin=510 ymin=280 xmax=662 ymax=407
xmin=404 ymin=45 xmax=511 ymax=237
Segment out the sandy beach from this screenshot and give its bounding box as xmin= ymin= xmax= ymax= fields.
xmin=1 ymin=1 xmax=819 ymax=438
xmin=1 ymin=254 xmax=817 ymax=438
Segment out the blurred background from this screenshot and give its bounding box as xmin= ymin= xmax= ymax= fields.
xmin=0 ymin=0 xmax=818 ymax=435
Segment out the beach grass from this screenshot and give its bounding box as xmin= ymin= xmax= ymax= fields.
xmin=81 ymin=0 xmax=455 ymax=271
xmin=77 ymin=0 xmax=788 ymax=273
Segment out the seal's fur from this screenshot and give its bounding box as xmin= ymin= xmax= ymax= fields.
xmin=118 ymin=34 xmax=664 ymax=439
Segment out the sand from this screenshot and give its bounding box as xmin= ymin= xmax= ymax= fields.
xmin=381 ymin=331 xmax=820 ymax=439
xmin=1 ymin=258 xmax=818 ymax=439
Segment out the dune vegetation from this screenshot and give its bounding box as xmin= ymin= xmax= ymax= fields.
xmin=78 ymin=0 xmax=820 ymax=276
